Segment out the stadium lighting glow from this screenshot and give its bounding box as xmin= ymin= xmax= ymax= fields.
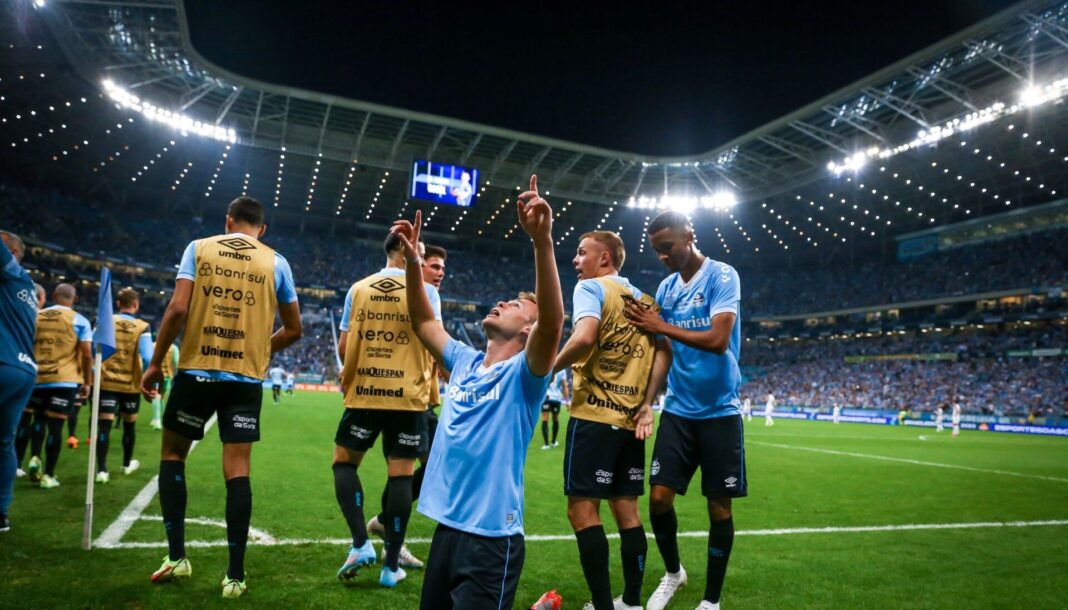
xmin=828 ymin=76 xmax=1068 ymax=176
xmin=101 ymin=79 xmax=236 ymax=144
xmin=627 ymin=192 xmax=737 ymax=212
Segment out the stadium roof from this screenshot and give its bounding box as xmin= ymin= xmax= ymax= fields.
xmin=2 ymin=0 xmax=1068 ymax=263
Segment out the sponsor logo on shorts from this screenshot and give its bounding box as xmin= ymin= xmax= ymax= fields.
xmin=347 ymin=425 xmax=372 ymax=440
xmin=175 ymin=410 xmax=206 ymax=428
xmin=397 ymin=432 xmax=422 ymax=446
xmin=356 ymin=367 xmax=404 ymax=379
xmin=595 ymin=469 xmax=614 ymax=484
xmin=651 ymin=459 xmax=661 ymax=476
xmin=628 ymin=467 xmax=644 ymax=481
xmin=724 ymin=476 xmax=738 ymax=489
xmin=232 ymin=414 xmax=258 ymax=430
xmin=217 ymin=237 xmax=257 ymax=261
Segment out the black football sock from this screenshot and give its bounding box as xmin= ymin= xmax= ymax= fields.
xmin=382 ymin=475 xmax=414 ymax=570
xmin=650 ymin=506 xmax=681 ymax=573
xmin=411 ymin=463 xmax=426 ymax=502
xmin=332 ymin=463 xmax=367 ymax=547
xmin=15 ymin=412 xmax=32 ymax=465
xmin=552 ymin=418 xmax=560 ymax=444
xmin=44 ymin=417 xmax=64 ymax=476
xmin=620 ymin=525 xmax=648 ymax=606
xmin=376 ymin=485 xmax=388 ymax=527
xmin=29 ymin=414 xmax=45 ymax=458
xmin=122 ymin=420 xmax=136 ymax=467
xmin=705 ymin=517 xmax=735 ymax=603
xmin=158 ymin=460 xmax=187 ymax=561
xmin=95 ymin=419 xmax=113 ymax=473
xmin=576 ymin=524 xmax=613 ymax=610
xmin=541 ymin=420 xmax=549 ymax=445
xmin=67 ymin=406 xmax=79 ymax=438
xmin=225 ymin=477 xmax=252 ymax=581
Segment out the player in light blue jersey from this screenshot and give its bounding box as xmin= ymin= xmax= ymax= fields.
xmin=392 ymin=175 xmax=564 ymax=610
xmin=624 ymin=211 xmax=745 ymax=610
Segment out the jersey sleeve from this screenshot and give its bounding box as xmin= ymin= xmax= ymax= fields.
xmin=339 ymin=286 xmax=355 ymax=332
xmin=1 ymin=242 xmax=25 ymax=282
xmin=518 ymin=351 xmax=552 ymax=405
xmin=425 ymin=282 xmax=443 ymax=321
xmin=176 ymin=240 xmax=197 ymax=281
xmin=442 ymin=338 xmax=478 ymax=376
xmin=74 ymin=313 xmax=93 ymax=342
xmin=706 ymin=263 xmax=740 ymax=317
xmin=274 ymin=253 xmax=298 ymax=304
xmin=571 ymin=279 xmax=604 ymax=321
xmin=654 ymin=277 xmax=669 ymax=308
xmin=137 ymin=329 xmax=154 ymax=368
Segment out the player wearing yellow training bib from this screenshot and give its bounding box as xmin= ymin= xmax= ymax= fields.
xmin=140 ymin=197 xmax=303 ymax=598
xmin=552 ymin=230 xmax=670 ymax=610
xmin=332 ymin=230 xmax=442 ymax=586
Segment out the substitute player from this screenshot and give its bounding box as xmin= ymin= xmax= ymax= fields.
xmin=764 ymin=392 xmax=776 ymax=426
xmin=540 ymin=370 xmax=569 ymax=449
xmin=150 ymin=342 xmax=179 ymax=430
xmin=268 ymin=364 xmax=286 ymax=405
xmin=394 ymin=175 xmax=564 ymax=610
xmin=140 ymin=197 xmax=302 ymax=598
xmin=624 ymin=210 xmax=745 ymax=610
xmin=551 ymin=230 xmax=668 ymax=610
xmin=367 ymin=243 xmax=449 ymax=570
xmin=18 ymin=283 xmax=92 ymax=489
xmin=96 ymin=287 xmax=153 ymax=483
xmin=332 ymin=231 xmax=441 ymax=587
xmin=0 ymin=231 xmax=39 ymax=532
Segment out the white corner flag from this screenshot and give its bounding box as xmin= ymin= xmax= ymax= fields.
xmin=83 ymin=266 xmax=116 ymax=550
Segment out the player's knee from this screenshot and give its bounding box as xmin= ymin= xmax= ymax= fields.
xmin=567 ymin=499 xmax=601 ymax=530
xmin=608 ymin=498 xmax=641 ymax=529
xmin=708 ymin=497 xmax=732 ymax=521
xmin=649 ymin=488 xmax=674 ymax=515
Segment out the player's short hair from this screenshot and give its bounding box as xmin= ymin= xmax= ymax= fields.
xmin=517 ymin=291 xmax=537 ymax=322
xmin=227 ymin=197 xmax=265 ymax=227
xmin=34 ymin=283 xmax=45 ymax=298
xmin=116 ymin=287 xmax=139 ymax=308
xmin=579 ymin=230 xmax=626 ymax=269
xmin=53 ymin=283 xmax=76 ymax=301
xmin=383 ymin=231 xmax=404 ymax=255
xmin=647 ymin=210 xmax=691 ymax=234
xmin=0 ymin=230 xmax=24 ymax=258
xmin=424 ymin=245 xmax=447 ymax=261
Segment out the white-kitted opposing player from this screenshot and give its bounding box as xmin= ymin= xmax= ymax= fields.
xmin=951 ymin=400 xmax=962 ymax=437
xmin=832 ymin=402 xmax=841 ymax=425
xmin=741 ymin=397 xmax=752 ymax=422
xmin=935 ymin=402 xmax=945 ymax=433
xmin=764 ymin=393 xmax=776 ymax=427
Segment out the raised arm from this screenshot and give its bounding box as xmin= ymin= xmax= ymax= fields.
xmin=393 ymin=211 xmax=451 ymax=368
xmin=517 ymin=175 xmax=564 ymax=377
xmin=552 ymin=316 xmax=598 ymax=375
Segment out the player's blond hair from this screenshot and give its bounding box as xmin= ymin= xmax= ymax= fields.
xmin=579 ymin=230 xmax=626 ymax=269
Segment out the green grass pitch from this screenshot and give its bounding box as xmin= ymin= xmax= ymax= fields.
xmin=2 ymin=391 xmax=1067 ymax=609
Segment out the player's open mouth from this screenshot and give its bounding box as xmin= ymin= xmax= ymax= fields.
xmin=489 ymin=308 xmax=501 ymax=317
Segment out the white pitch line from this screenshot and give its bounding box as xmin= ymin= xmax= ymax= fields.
xmin=98 ymin=518 xmax=1068 ymax=550
xmin=95 ymin=415 xmax=218 ymax=548
xmin=748 ymin=440 xmax=1068 ymax=484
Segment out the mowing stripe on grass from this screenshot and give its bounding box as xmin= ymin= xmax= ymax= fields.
xmin=749 ymin=440 xmax=1068 ymax=483
xmin=95 ymin=415 xmax=218 ymax=549
xmin=101 ymin=518 xmax=1068 ymax=549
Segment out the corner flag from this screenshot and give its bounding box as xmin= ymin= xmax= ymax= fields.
xmin=93 ymin=266 xmax=116 ymax=361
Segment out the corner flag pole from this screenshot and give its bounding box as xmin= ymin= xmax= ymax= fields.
xmin=83 ymin=267 xmax=116 ymax=550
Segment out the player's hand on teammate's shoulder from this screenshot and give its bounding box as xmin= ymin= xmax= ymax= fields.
xmin=623 ymin=299 xmax=665 ymax=334
xmin=516 ymin=175 xmax=553 ymax=242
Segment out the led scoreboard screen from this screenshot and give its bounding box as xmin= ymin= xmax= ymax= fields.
xmin=410 ymin=160 xmax=479 ymax=208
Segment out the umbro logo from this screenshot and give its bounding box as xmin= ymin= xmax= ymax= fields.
xmin=724 ymin=476 xmax=738 ymax=488
xmin=116 ymin=320 xmax=137 ymax=331
xmin=218 ymin=237 xmax=257 ymax=252
xmin=40 ymin=310 xmax=62 ymax=318
xmin=369 ymin=278 xmax=403 ymax=294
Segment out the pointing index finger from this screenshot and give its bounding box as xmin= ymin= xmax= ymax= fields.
xmin=530 ymin=175 xmax=538 ymax=194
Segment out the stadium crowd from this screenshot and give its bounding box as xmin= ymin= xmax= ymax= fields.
xmin=5 ymin=184 xmax=1066 ymax=318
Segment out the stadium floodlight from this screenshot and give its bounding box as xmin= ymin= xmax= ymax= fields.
xmin=827 ymin=75 xmax=1068 ymax=176
xmin=627 ymin=192 xmax=738 ymax=212
xmin=101 ymin=79 xmax=237 ymax=144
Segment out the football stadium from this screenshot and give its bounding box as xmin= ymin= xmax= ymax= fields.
xmin=1 ymin=0 xmax=1066 ymax=608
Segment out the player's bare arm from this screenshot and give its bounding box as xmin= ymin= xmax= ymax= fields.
xmin=517 ymin=175 xmax=564 ymax=377
xmin=393 ymin=211 xmax=451 ymax=368
xmin=552 ymin=316 xmax=598 ymax=375
xmin=140 ymin=277 xmax=192 ymax=400
xmin=624 ymin=304 xmax=735 ymax=355
xmin=271 ymin=300 xmax=303 ymax=354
